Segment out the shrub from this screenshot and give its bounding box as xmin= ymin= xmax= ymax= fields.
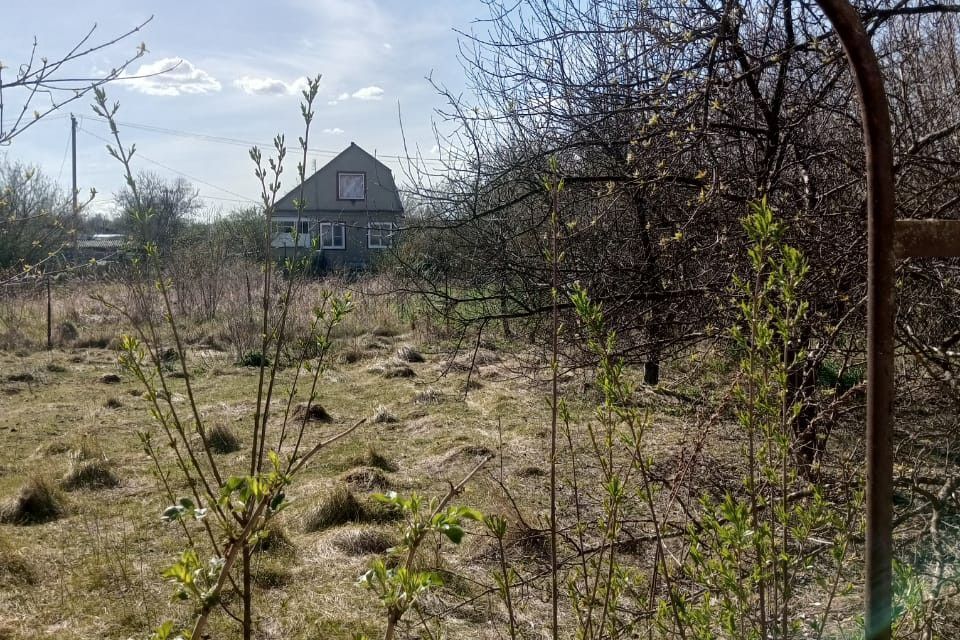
xmin=816 ymin=360 xmax=865 ymax=393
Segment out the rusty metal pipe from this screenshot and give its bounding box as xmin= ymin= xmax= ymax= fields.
xmin=812 ymin=1 xmax=896 ymax=638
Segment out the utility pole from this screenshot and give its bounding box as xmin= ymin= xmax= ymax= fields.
xmin=71 ymin=114 xmax=78 ymax=219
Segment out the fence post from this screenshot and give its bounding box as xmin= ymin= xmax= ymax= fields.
xmin=46 ymin=276 xmax=53 ymax=350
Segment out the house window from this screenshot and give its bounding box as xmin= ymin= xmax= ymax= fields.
xmin=368 ymin=222 xmax=394 ymax=249
xmin=320 ymin=222 xmax=345 ymax=249
xmin=271 ymin=220 xmax=310 ymax=234
xmin=338 ymin=172 xmax=365 ymax=200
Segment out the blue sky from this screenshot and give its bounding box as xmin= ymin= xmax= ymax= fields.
xmin=1 ymin=0 xmax=487 ymax=217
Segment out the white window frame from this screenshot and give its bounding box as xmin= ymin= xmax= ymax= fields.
xmin=337 ymin=172 xmax=366 ymax=200
xmin=367 ymin=222 xmax=394 ymax=249
xmin=320 ymin=222 xmax=346 ymax=249
xmin=271 ymin=220 xmax=310 ymax=235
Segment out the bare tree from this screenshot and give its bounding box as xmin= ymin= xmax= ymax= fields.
xmin=115 ymin=171 xmax=201 ymax=253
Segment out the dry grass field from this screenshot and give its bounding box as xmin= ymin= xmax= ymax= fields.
xmin=0 ymin=277 xmax=723 ymax=639
xmin=3 ymin=274 xmax=955 ymax=639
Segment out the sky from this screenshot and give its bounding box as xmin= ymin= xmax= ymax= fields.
xmin=0 ymin=0 xmax=489 ymax=218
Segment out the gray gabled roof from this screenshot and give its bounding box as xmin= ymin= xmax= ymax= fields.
xmin=275 ymin=142 xmax=403 ymax=214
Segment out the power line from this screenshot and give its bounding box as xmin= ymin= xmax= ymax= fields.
xmin=78 ymin=125 xmax=258 ymax=205
xmin=82 ymin=114 xmax=447 ymax=165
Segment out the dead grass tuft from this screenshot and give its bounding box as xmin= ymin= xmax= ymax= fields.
xmin=396 ymin=345 xmax=425 ymax=363
xmin=340 ymin=466 xmax=391 ymax=491
xmin=350 ymin=445 xmax=399 ymax=472
xmin=337 ymin=346 xmax=367 ymax=364
xmin=98 ymin=373 xmax=121 ymax=384
xmin=302 ymin=485 xmax=400 ymax=532
xmin=292 ymin=402 xmax=333 ymax=423
xmin=413 ymin=387 xmax=444 ymax=405
xmin=103 ymin=397 xmax=123 ymax=409
xmin=371 ymin=325 xmax=400 ymax=338
xmin=45 ymin=362 xmax=67 ymax=373
xmin=330 ymin=526 xmax=396 ymax=556
xmin=206 ymin=424 xmax=241 ymax=454
xmin=0 ymin=538 xmax=35 ymax=585
xmin=368 ymin=359 xmax=415 ymax=379
xmin=6 ymin=372 xmax=36 ymax=383
xmin=0 ymin=477 xmax=66 ymax=525
xmin=302 ymin=485 xmax=367 ymax=532
xmin=442 ymin=445 xmax=495 ymax=466
xmin=57 ymin=321 xmax=78 ymax=343
xmin=371 ymin=405 xmax=398 ymax=424
xmin=61 ymin=459 xmax=120 ymax=491
xmin=251 ymin=563 xmax=291 ymax=589
xmin=517 ymin=465 xmax=547 ymax=478
xmin=253 ymin=521 xmax=295 ymax=556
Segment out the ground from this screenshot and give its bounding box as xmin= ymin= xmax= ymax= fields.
xmin=0 ymin=292 xmax=671 ymax=639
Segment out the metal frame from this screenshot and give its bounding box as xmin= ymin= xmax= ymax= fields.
xmin=814 ymin=2 xmax=960 ymax=638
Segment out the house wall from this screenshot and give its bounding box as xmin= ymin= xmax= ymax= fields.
xmin=274 ymin=143 xmax=403 ymax=215
xmin=314 ymin=212 xmax=398 ymax=270
xmin=271 ymin=143 xmax=404 ymax=271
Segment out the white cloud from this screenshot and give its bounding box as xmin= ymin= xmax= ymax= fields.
xmin=234 ymin=75 xmax=310 ymax=96
xmin=383 ymin=42 xmax=392 ymax=50
xmin=327 ymin=100 xmax=339 ymax=106
xmin=122 ymin=58 xmax=221 ymax=96
xmin=323 ymin=127 xmax=344 ymax=134
xmin=351 ymin=85 xmax=384 ymax=101
xmin=337 ymin=92 xmax=351 ymax=101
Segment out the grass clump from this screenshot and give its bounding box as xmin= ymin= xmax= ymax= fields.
xmin=368 ymin=359 xmax=415 ymax=379
xmin=302 ymin=484 xmax=401 ymax=533
xmin=293 ymin=402 xmax=333 ymax=423
xmin=413 ymin=387 xmax=444 ymax=404
xmin=371 ymin=325 xmax=399 ymax=338
xmin=340 ymin=466 xmax=391 ymax=491
xmin=253 ymin=521 xmax=295 ymax=556
xmin=45 ymin=362 xmax=67 ymax=373
xmin=302 ymin=485 xmax=367 ymax=532
xmin=98 ymin=373 xmax=121 ymax=384
xmin=252 ymin=563 xmax=291 ymax=589
xmin=0 ymin=477 xmax=66 ymax=524
xmin=238 ymin=351 xmax=270 ymax=367
xmin=371 ymin=405 xmax=398 ymax=424
xmin=396 ymin=345 xmax=425 ymax=363
xmin=61 ymin=459 xmax=120 ymax=491
xmin=103 ymin=397 xmax=123 ymax=409
xmin=0 ymin=537 xmax=35 ymax=585
xmin=206 ymin=424 xmax=240 ymax=454
xmin=330 ymin=526 xmax=396 ymax=556
xmin=350 ymin=445 xmax=399 ymax=472
xmin=6 ymin=372 xmax=36 ymax=383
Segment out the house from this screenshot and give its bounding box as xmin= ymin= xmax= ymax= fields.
xmin=270 ymin=142 xmax=403 ymax=270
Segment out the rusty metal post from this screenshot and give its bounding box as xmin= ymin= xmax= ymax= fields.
xmin=813 ymin=1 xmax=896 ymax=638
